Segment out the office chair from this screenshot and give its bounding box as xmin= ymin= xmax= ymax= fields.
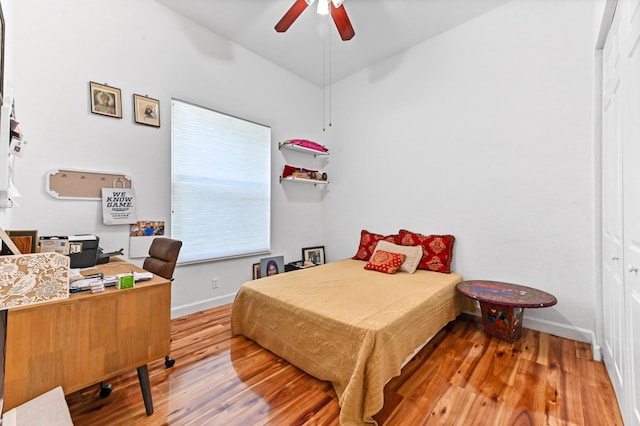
xmin=143 ymin=237 xmax=182 ymax=368
xmin=143 ymin=237 xmax=183 ymax=281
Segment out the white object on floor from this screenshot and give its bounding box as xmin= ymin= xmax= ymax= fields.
xmin=2 ymin=386 xmax=73 ymax=426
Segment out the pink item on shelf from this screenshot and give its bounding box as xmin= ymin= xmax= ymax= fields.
xmin=285 ymin=139 xmax=329 ymax=153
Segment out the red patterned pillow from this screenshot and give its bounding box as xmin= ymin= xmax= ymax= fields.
xmin=364 ymin=250 xmax=406 ymax=274
xmin=352 ymin=230 xmax=400 ymax=261
xmin=398 ymin=230 xmax=455 ymax=273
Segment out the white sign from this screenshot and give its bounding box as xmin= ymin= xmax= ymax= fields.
xmin=102 ymin=187 xmax=137 ymax=225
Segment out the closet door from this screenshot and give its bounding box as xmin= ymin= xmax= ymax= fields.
xmin=623 ymin=0 xmax=640 ymax=423
xmin=602 ymin=4 xmax=626 ymax=405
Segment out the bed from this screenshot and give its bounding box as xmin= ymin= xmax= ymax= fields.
xmin=231 ymin=258 xmax=465 ymax=425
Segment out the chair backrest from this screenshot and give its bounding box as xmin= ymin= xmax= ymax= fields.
xmin=142 ymin=238 xmax=182 ymax=280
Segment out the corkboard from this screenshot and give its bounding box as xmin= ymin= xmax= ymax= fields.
xmin=46 ymin=169 xmax=133 ymax=200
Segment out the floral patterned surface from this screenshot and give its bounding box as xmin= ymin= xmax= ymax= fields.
xmin=0 ymin=253 xmax=70 ymax=309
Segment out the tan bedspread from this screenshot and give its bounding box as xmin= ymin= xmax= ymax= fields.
xmin=231 ymin=258 xmax=464 ymax=425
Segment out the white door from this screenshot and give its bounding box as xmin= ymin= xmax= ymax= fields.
xmin=602 ymin=4 xmax=627 ymax=406
xmin=623 ymin=0 xmax=640 ymax=423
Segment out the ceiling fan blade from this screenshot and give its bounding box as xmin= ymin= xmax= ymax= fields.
xmin=330 ymin=2 xmax=355 ymax=41
xmin=275 ymin=0 xmax=310 ymax=33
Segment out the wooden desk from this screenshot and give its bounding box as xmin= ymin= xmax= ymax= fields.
xmin=2 ymin=260 xmax=171 ymax=414
xmin=456 ymin=280 xmax=557 ymax=342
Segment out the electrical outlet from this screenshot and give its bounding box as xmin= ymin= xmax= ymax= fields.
xmin=212 ymin=277 xmax=219 ymax=289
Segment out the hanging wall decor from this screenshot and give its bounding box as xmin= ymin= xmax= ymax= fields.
xmin=133 ymin=94 xmax=160 ymax=127
xmin=90 ymin=82 xmax=122 ymax=118
xmin=101 ymin=179 xmax=137 ymax=225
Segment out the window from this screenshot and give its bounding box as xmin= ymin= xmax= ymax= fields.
xmin=171 ymin=99 xmax=271 ymax=263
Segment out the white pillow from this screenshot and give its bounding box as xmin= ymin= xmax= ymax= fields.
xmin=372 ymin=240 xmax=422 ymax=274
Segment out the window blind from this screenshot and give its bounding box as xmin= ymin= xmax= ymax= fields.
xmin=171 ymin=99 xmax=271 ymax=263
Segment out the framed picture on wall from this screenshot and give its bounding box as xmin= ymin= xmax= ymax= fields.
xmin=133 ymin=94 xmax=160 ymax=127
xmin=302 ymin=246 xmax=325 ymax=265
xmin=90 ymin=82 xmax=122 ymax=118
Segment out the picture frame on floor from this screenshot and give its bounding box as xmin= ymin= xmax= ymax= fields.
xmin=302 ymin=246 xmax=325 ymax=265
xmin=252 ymin=262 xmax=260 ymax=280
xmin=259 ymin=255 xmax=284 ymax=277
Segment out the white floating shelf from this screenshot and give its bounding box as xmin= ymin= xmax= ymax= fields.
xmin=280 ymin=176 xmax=329 ymax=185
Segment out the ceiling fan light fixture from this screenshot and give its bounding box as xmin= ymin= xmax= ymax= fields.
xmin=275 ymin=0 xmax=354 ymax=40
xmin=317 ymin=0 xmax=329 ymax=15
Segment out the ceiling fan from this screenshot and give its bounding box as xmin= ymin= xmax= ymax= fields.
xmin=275 ymin=0 xmax=355 ymax=41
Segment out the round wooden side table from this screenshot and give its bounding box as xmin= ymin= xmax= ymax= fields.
xmin=456 ymin=280 xmax=557 ymax=342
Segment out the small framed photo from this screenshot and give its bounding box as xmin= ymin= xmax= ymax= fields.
xmin=302 ymin=246 xmax=325 ymax=265
xmin=1 ymin=229 xmax=38 ymax=254
xmin=90 ymin=82 xmax=122 ymax=118
xmin=260 ymin=255 xmax=284 ymax=278
xmin=253 ymin=263 xmax=261 ymax=280
xmin=133 ymin=94 xmax=160 ymax=127
xmin=69 ymin=241 xmax=83 ymax=254
xmin=130 ymin=220 xmax=165 ymax=237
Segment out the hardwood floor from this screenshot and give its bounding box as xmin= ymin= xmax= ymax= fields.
xmin=66 ymin=304 xmax=623 ymax=425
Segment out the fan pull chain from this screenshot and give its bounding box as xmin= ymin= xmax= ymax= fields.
xmin=322 ymin=17 xmax=332 ymax=132
xmin=328 ymin=26 xmax=332 ymax=129
xmin=322 ymin=28 xmax=326 ymax=132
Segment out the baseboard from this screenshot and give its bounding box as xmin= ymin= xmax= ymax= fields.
xmin=171 ymin=293 xmax=236 ymax=319
xmin=461 ymin=309 xmax=601 ymax=361
xmin=523 ymin=316 xmax=602 ymax=361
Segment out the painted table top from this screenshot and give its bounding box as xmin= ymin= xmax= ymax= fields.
xmin=456 ymin=280 xmax=557 ymax=308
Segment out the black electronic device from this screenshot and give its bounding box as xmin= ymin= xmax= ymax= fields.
xmin=68 ymin=235 xmax=100 ymax=268
xmin=96 ymin=247 xmax=125 ymax=265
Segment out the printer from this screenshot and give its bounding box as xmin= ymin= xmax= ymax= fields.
xmin=68 ymin=235 xmax=100 ymax=269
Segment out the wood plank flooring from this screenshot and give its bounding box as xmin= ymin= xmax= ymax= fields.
xmin=66 ymin=304 xmax=623 ymax=425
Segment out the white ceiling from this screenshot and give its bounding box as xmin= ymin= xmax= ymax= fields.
xmin=155 ymin=0 xmax=511 ymax=87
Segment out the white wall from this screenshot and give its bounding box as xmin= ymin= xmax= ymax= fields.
xmin=323 ymin=0 xmax=599 ymax=344
xmin=1 ymin=0 xmax=325 ymax=317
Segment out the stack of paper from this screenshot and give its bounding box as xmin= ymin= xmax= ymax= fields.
xmin=134 ymin=271 xmax=153 ymax=281
xmin=69 ymin=277 xmax=102 ymax=292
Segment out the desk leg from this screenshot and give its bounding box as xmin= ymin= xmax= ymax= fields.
xmin=479 ymin=302 xmax=524 ymax=343
xmin=136 ymin=364 xmax=154 ymax=415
